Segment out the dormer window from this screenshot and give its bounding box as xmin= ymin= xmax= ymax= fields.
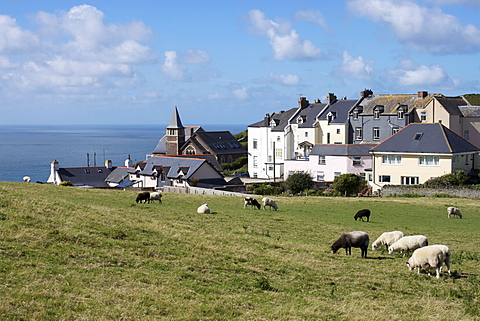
xmin=397 ymin=108 xmax=404 ymax=119
xmin=297 ymin=115 xmax=306 ymax=124
xmin=327 ymin=112 xmax=336 ymax=124
xmin=270 ymin=119 xmax=277 ymax=128
xmin=373 ymin=105 xmax=384 ymax=119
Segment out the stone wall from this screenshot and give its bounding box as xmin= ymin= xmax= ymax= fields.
xmin=382 ymin=185 xmax=480 ymax=199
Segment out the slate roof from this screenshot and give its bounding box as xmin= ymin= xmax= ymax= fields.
xmin=357 ymin=93 xmax=431 ymax=114
xmin=290 ymin=102 xmax=327 ymax=127
xmin=57 ymin=166 xmax=115 ymax=188
xmin=433 ymin=96 xmax=468 ymax=115
xmin=370 ymin=123 xmax=480 ymax=154
xmin=459 ymin=106 xmax=480 ymax=117
xmin=105 ymin=167 xmax=132 ymax=185
xmin=248 ymin=107 xmax=298 ymax=131
xmin=310 ymin=144 xmax=378 ymax=156
xmin=167 ymin=106 xmax=183 ymax=129
xmin=317 ymin=99 xmax=357 ymax=124
xmin=187 ymin=131 xmax=246 ymax=156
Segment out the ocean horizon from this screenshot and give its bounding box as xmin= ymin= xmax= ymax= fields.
xmin=0 ymin=124 xmax=247 ymax=183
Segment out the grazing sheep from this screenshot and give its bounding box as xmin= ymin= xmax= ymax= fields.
xmin=197 ymin=204 xmax=211 ymax=214
xmin=430 ymin=244 xmax=451 ymax=275
xmin=447 ymin=207 xmax=462 ymax=219
xmin=135 ymin=192 xmax=150 ymax=203
xmin=406 ymin=246 xmax=445 ymax=279
xmin=244 ymin=197 xmax=261 ymax=209
xmin=262 ymin=197 xmax=278 ymax=211
xmin=388 ymin=235 xmax=428 ymax=255
xmin=372 ymin=231 xmax=404 ymax=251
xmin=331 ymin=231 xmax=369 ymax=258
xmin=354 ymin=209 xmax=371 ymax=222
xmin=23 ymin=176 xmax=31 ymax=183
xmin=148 ymin=192 xmax=162 ymax=204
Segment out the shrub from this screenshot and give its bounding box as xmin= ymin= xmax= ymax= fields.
xmin=332 ymin=174 xmax=364 ymax=196
xmin=246 ymin=183 xmax=282 ymax=196
xmin=59 ymin=181 xmax=73 ymax=186
xmin=283 ymin=172 xmax=314 ymax=195
xmin=424 ymin=170 xmax=470 ymax=186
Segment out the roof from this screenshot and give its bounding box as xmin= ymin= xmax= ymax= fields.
xmin=290 ymin=102 xmax=327 ymax=127
xmin=310 ymin=144 xmax=378 ymax=156
xmin=357 ymin=93 xmax=432 ymax=114
xmin=152 ymin=126 xmax=202 ymax=154
xmin=370 ymin=123 xmax=480 ymax=154
xmin=105 ymin=167 xmax=132 ymax=184
xmin=248 ymin=107 xmax=298 ymax=131
xmin=317 ymin=99 xmax=357 ymax=124
xmin=433 ymin=96 xmax=467 ymax=115
xmin=459 ymin=106 xmax=480 ymax=117
xmin=188 ymin=131 xmax=246 ymax=155
xmin=167 ymin=106 xmax=184 ymax=129
xmin=57 ymin=166 xmax=115 ymax=188
xmin=137 ymin=156 xmax=224 ymax=180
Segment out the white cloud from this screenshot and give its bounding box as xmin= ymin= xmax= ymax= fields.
xmin=268 ymin=71 xmax=300 ymax=85
xmin=0 ymin=15 xmax=40 ymax=54
xmin=347 ymin=0 xmax=480 ymax=54
xmin=160 ymin=49 xmax=215 ymax=81
xmin=389 ymin=60 xmax=459 ymax=88
xmin=161 ymin=51 xmax=186 ymax=81
xmin=183 ymin=49 xmax=211 ymax=64
xmin=294 ymin=10 xmax=327 ymax=29
xmin=232 ymin=86 xmax=249 ymax=100
xmin=336 ymin=51 xmax=374 ymax=80
xmin=247 ymin=9 xmax=322 ymax=61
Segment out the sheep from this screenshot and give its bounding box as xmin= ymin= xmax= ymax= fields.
xmin=372 ymin=231 xmax=404 ymax=251
xmin=23 ymin=176 xmax=31 ymax=183
xmin=262 ymin=197 xmax=278 ymax=211
xmin=331 ymin=231 xmax=369 ymax=258
xmin=135 ymin=192 xmax=150 ymax=203
xmin=447 ymin=207 xmax=462 ymax=219
xmin=148 ymin=192 xmax=162 ymax=204
xmin=354 ymin=209 xmax=370 ymax=222
xmin=197 ymin=204 xmax=211 ymax=214
xmin=388 ymin=235 xmax=428 ymax=255
xmin=244 ymin=197 xmax=261 ymax=209
xmin=406 ymin=246 xmax=445 ymax=279
xmin=430 ymin=244 xmax=451 ymax=275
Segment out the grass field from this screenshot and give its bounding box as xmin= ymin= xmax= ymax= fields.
xmin=0 ymin=182 xmax=479 ymax=320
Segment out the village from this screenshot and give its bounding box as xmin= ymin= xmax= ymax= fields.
xmin=47 ymin=89 xmax=480 ymax=195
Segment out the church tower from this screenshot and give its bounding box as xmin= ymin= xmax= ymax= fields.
xmin=166 ymin=106 xmax=185 ymax=155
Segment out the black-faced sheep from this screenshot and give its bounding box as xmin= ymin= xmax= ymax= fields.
xmin=148 ymin=192 xmax=162 ymax=204
xmin=388 ymin=235 xmax=428 ymax=255
xmin=372 ymin=231 xmax=404 ymax=251
xmin=135 ymin=192 xmax=150 ymax=203
xmin=430 ymin=244 xmax=451 ymax=275
xmin=197 ymin=204 xmax=211 ymax=214
xmin=354 ymin=209 xmax=370 ymax=222
xmin=406 ymin=246 xmax=445 ymax=279
xmin=262 ymin=197 xmax=278 ymax=211
xmin=447 ymin=207 xmax=462 ymax=219
xmin=331 ymin=231 xmax=369 ymax=258
xmin=244 ymin=197 xmax=261 ymax=209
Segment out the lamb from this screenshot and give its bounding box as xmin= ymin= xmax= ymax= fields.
xmin=148 ymin=192 xmax=162 ymax=204
xmin=331 ymin=231 xmax=369 ymax=258
xmin=197 ymin=204 xmax=211 ymax=214
xmin=388 ymin=235 xmax=428 ymax=255
xmin=447 ymin=207 xmax=462 ymax=219
xmin=406 ymin=246 xmax=445 ymax=279
xmin=244 ymin=197 xmax=261 ymax=209
xmin=430 ymin=244 xmax=451 ymax=274
xmin=135 ymin=192 xmax=150 ymax=203
xmin=354 ymin=209 xmax=370 ymax=222
xmin=262 ymin=197 xmax=278 ymax=211
xmin=372 ymin=231 xmax=404 ymax=251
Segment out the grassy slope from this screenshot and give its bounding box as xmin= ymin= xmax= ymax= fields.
xmin=0 ymin=182 xmax=479 ymax=320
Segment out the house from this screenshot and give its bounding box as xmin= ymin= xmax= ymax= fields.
xmin=370 ymin=123 xmax=480 ymax=189
xmin=47 ymin=158 xmax=133 ymax=188
xmin=151 ymin=107 xmax=246 ymax=165
xmin=284 ymin=144 xmax=377 ymax=183
xmin=128 ymin=155 xmax=227 ymax=189
xmin=349 ymin=90 xmax=431 ymax=144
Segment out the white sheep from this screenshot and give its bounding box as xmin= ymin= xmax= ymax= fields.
xmin=447 ymin=207 xmax=462 ymax=219
xmin=23 ymin=176 xmax=31 ymax=183
xmin=406 ymin=246 xmax=445 ymax=279
xmin=148 ymin=192 xmax=162 ymax=204
xmin=430 ymin=244 xmax=451 ymax=274
xmin=262 ymin=197 xmax=278 ymax=211
xmin=388 ymin=235 xmax=428 ymax=255
xmin=197 ymin=204 xmax=211 ymax=214
xmin=372 ymin=231 xmax=404 ymax=251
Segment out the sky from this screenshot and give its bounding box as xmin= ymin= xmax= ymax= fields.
xmin=0 ymin=0 xmax=480 ymax=126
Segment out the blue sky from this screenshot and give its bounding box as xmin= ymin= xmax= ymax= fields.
xmin=0 ymin=0 xmax=479 ymax=126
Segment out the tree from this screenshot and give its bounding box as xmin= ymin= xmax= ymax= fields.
xmin=333 ymin=174 xmax=364 ymax=196
xmin=283 ymin=172 xmax=314 ymax=195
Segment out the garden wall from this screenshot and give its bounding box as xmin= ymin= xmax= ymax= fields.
xmin=382 ymin=185 xmax=480 ymax=199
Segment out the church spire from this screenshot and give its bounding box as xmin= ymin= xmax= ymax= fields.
xmin=167 ymin=106 xmax=184 ymax=129
xmin=166 ymin=106 xmax=186 ymax=156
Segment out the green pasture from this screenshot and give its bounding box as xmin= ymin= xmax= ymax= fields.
xmin=0 ymin=182 xmax=478 ymax=320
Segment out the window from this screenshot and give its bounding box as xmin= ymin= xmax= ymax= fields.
xmin=253 ymin=156 xmax=258 ymax=168
xmin=374 ymin=110 xmax=380 ymax=119
xmin=464 ymin=130 xmax=469 ymax=140
xmin=336 ymin=129 xmax=340 ymax=134
xmin=398 ymin=109 xmax=404 ymax=119
xmin=277 ymin=136 xmax=281 ymax=142
xmin=419 ymin=155 xmax=439 ymax=166
xmin=401 ymin=176 xmax=419 ymax=185
xmin=317 ymin=171 xmax=325 ymax=181
xmin=268 ymin=156 xmax=272 ymax=162
xmin=421 ymin=112 xmax=427 ymax=122
xmin=318 ymin=156 xmax=326 ymax=165
xmin=268 ymin=166 xmax=274 ymax=171
xmin=334 ymin=172 xmax=341 ymax=179
xmin=275 ymin=148 xmax=283 ymax=158
xmin=355 ymin=127 xmax=363 ymax=140
xmin=186 ymin=146 xmax=195 ymax=155
xmin=368 ymin=173 xmax=373 ymax=181
xmin=379 ymin=175 xmax=391 ymax=183
xmin=353 ymin=110 xmax=359 ymax=120
xmin=327 ymin=133 xmax=331 ymax=144
xmin=353 ymin=157 xmax=362 ymax=166
xmin=305 ymin=132 xmax=308 ymax=137
xmin=382 ymin=155 xmax=402 ymax=165
xmin=253 ymin=172 xmax=258 ymax=178
xmin=392 ymin=127 xmax=400 ymax=135
xmin=373 ymin=127 xmax=380 ymax=140
xmin=413 ymin=133 xmax=423 ymax=141
xmin=253 ymin=139 xmax=258 ymax=149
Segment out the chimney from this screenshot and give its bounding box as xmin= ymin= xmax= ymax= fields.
xmin=418 ymin=91 xmax=428 ymax=98
xmin=327 ymin=93 xmax=337 ymax=105
xmin=360 ymin=89 xmax=373 ymax=98
xmin=105 ymin=159 xmax=112 ymax=169
xmin=125 ymin=155 xmax=133 ymax=167
xmin=264 ymin=113 xmax=270 ymax=126
xmin=298 ymin=97 xmax=309 ymax=109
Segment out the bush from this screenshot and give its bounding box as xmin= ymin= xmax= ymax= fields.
xmin=221 ymin=157 xmax=248 ymax=171
xmin=424 ymin=170 xmax=470 ymax=186
xmin=332 ymin=174 xmax=364 ymax=196
xmin=59 ymin=181 xmax=73 ymax=186
xmin=283 ymin=172 xmax=314 ymax=195
xmin=246 ymin=183 xmax=282 ymax=196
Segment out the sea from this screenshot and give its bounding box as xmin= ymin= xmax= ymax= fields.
xmin=0 ymin=124 xmax=247 ymax=183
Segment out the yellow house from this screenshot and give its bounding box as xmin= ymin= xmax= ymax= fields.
xmin=370 ymin=123 xmax=480 ymax=189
